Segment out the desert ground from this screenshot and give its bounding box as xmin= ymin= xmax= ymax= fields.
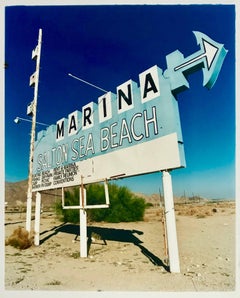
xmin=4 ymin=201 xmax=236 ymax=292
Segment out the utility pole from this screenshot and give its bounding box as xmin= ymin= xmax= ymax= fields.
xmin=26 ymin=29 xmax=42 ymax=233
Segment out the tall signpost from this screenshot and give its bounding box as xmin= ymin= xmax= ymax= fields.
xmin=162 ymin=170 xmax=180 ymax=272
xmin=160 ymin=31 xmax=228 ymax=272
xmin=26 ymin=29 xmax=42 ymax=233
xmin=28 ymin=31 xmax=227 ymax=273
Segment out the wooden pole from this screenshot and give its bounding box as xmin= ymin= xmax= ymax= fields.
xmin=161 ymin=206 xmax=168 ymax=262
xmin=26 ymin=29 xmax=42 ymax=233
xmin=80 ymin=175 xmax=85 ymax=208
xmin=159 ymin=188 xmax=168 ymax=261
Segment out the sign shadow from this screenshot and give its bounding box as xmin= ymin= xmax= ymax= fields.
xmin=42 ymin=223 xmax=169 ymax=272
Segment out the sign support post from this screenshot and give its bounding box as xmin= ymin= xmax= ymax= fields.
xmin=80 ymin=209 xmax=88 ymax=257
xmin=79 ymin=181 xmax=88 ymax=257
xmin=34 ymin=192 xmax=41 ymax=246
xmin=162 ymin=170 xmax=180 ymax=273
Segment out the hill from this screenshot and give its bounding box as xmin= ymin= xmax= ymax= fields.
xmin=5 ymin=180 xmax=61 ymax=208
xmin=5 ymin=180 xmax=28 ymax=206
xmin=5 ymin=180 xmax=208 ymax=209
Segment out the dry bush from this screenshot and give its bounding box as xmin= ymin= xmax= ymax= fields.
xmin=176 ymin=204 xmax=214 ymax=218
xmin=5 ymin=227 xmax=33 ymax=249
xmin=196 ymin=213 xmax=206 ymax=219
xmin=151 ymin=201 xmax=235 ymax=219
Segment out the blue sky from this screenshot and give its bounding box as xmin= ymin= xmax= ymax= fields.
xmin=4 ymin=4 xmax=236 ymax=199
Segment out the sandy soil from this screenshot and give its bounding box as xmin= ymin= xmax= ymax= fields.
xmin=4 ymin=204 xmax=236 ymax=292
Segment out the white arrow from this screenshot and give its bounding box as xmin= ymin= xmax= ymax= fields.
xmin=174 ymin=39 xmax=218 ymax=72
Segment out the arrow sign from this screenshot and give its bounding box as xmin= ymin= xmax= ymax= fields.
xmin=174 ymin=37 xmax=218 ymax=72
xmin=165 ymin=31 xmax=228 ymax=91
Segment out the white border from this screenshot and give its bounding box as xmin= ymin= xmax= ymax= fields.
xmin=1 ymin=1 xmax=239 ymax=298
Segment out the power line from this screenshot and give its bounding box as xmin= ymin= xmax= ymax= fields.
xmin=68 ymin=73 xmax=108 ymax=93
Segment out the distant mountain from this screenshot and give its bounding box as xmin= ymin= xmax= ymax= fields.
xmin=5 ymin=180 xmax=207 ymax=208
xmin=5 ymin=181 xmax=158 ymax=208
xmin=5 ymin=180 xmax=28 ymax=206
xmin=5 ymin=180 xmax=61 ymax=207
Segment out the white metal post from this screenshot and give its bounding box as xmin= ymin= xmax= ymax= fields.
xmin=26 ymin=29 xmax=42 ymax=232
xmin=162 ymin=170 xmax=180 ymax=273
xmin=80 ymin=185 xmax=87 ymax=257
xmin=80 ymin=209 xmax=88 ymax=257
xmin=34 ymin=192 xmax=41 ymax=246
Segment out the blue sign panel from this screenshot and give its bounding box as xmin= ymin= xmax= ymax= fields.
xmin=32 ymin=32 xmax=227 ymax=191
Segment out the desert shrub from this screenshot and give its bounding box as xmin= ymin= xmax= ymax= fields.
xmin=5 ymin=227 xmax=33 ymax=249
xmin=88 ymin=184 xmax=146 ymax=222
xmin=175 ymin=204 xmax=215 ymax=218
xmin=145 ymin=202 xmax=154 ymax=208
xmin=205 ymin=210 xmax=212 ymax=216
xmin=46 ymin=280 xmax=62 ymax=286
xmin=189 ymin=207 xmax=198 ymax=216
xmin=55 ymin=183 xmax=146 ymax=223
xmin=196 ymin=214 xmax=206 ymax=219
